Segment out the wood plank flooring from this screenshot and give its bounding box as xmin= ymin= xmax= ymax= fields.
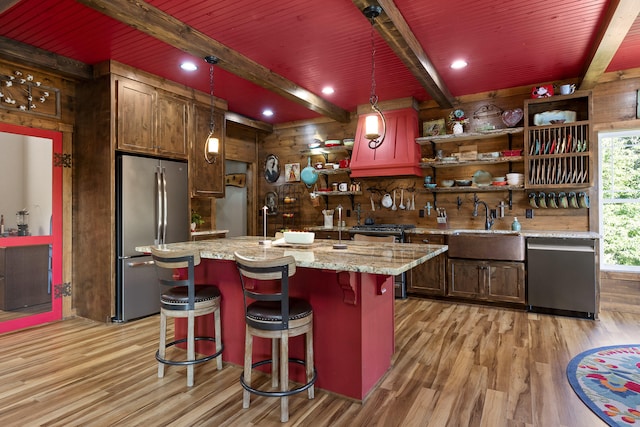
xmin=1 ymin=298 xmax=637 ymax=426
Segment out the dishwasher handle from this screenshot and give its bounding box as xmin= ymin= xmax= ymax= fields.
xmin=527 ymin=243 xmax=594 ymax=253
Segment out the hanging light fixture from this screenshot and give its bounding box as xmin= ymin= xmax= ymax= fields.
xmin=204 ymin=55 xmax=219 ymax=164
xmin=362 ymin=4 xmax=386 ymax=150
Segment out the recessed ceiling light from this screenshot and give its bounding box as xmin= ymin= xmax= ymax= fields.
xmin=450 ymin=59 xmax=468 ymax=70
xmin=263 ymin=109 xmax=274 ymax=117
xmin=180 ymin=62 xmax=198 ymax=71
xmin=322 ymin=86 xmax=335 ymax=95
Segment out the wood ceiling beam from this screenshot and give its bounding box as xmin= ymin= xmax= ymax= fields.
xmin=351 ymin=0 xmax=455 ymax=109
xmin=0 ymin=36 xmax=93 ymax=80
xmin=579 ymin=0 xmax=640 ymax=89
xmin=0 ymin=0 xmax=22 ymax=14
xmin=75 ymin=0 xmax=350 ymax=123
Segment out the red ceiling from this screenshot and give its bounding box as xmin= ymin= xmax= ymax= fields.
xmin=1 ymin=0 xmax=638 ymax=124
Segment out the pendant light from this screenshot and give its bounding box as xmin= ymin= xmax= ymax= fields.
xmin=204 ymin=55 xmax=219 ymax=164
xmin=363 ymin=5 xmax=386 ymax=150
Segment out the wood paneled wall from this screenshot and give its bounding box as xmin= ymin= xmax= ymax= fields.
xmin=259 ymin=70 xmax=640 ymax=235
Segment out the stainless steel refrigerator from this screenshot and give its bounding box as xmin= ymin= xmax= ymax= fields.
xmin=115 ymin=154 xmax=189 ymax=322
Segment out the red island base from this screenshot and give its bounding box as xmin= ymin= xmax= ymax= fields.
xmin=175 ymin=259 xmax=395 ymax=401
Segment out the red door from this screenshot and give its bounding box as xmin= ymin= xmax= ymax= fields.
xmin=0 ymin=123 xmax=63 ymax=333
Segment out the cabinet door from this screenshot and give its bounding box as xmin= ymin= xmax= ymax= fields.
xmin=447 ymin=259 xmax=484 ymax=299
xmin=190 ymin=103 xmax=225 ymax=197
xmin=157 ymin=91 xmax=189 ymax=159
xmin=116 ymin=78 xmax=155 ymax=153
xmin=486 ymin=261 xmax=525 ymax=303
xmin=407 ymin=235 xmax=446 ymax=296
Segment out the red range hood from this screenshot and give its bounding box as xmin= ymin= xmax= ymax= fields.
xmin=349 ymin=103 xmax=422 ymax=178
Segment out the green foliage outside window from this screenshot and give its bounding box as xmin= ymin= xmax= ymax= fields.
xmin=601 ymin=134 xmax=640 ymax=267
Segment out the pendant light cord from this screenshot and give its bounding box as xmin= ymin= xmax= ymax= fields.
xmin=209 ymin=62 xmax=215 ymax=133
xmin=369 ymin=23 xmax=378 ymax=108
xmin=365 ymin=9 xmax=385 ymax=150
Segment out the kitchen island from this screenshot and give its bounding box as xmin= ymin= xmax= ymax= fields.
xmin=138 ymin=236 xmax=447 ymax=400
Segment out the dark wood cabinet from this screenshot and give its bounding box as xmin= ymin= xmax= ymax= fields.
xmin=448 ymin=259 xmax=525 ymax=304
xmin=190 ymin=102 xmax=225 ymax=197
xmin=116 ymin=78 xmax=155 ymax=153
xmin=406 ymin=234 xmax=446 ymax=296
xmin=116 ymin=77 xmax=189 ymax=159
xmin=0 ymin=245 xmax=50 ymax=310
xmin=156 ymin=90 xmax=189 ymax=158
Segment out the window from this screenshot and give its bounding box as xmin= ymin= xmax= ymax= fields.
xmin=599 ymin=130 xmax=640 ymax=270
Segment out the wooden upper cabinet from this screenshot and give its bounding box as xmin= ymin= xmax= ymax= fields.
xmin=190 ymin=102 xmax=225 ymax=197
xmin=116 ymin=78 xmax=155 ymax=153
xmin=115 ymin=77 xmax=189 ymax=159
xmin=156 ymin=90 xmax=189 ymax=158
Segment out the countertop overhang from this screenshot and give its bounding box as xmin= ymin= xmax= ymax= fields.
xmin=137 ymin=236 xmax=447 ymax=276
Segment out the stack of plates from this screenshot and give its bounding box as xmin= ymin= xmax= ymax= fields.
xmin=506 ymin=173 xmax=524 ymax=186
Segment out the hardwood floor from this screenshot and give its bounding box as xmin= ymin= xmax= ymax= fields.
xmin=1 ymin=298 xmax=637 ymax=426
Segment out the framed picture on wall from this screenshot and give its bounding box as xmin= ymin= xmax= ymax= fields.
xmin=264 ymin=154 xmax=280 ymax=183
xmin=285 ymin=163 xmax=300 ymax=182
xmin=423 ymin=118 xmax=446 ymax=136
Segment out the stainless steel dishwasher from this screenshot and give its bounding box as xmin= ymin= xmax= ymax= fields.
xmin=527 ymin=237 xmax=597 ymax=319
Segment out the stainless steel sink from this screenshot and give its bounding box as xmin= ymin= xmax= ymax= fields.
xmin=447 ymin=232 xmax=525 ymax=261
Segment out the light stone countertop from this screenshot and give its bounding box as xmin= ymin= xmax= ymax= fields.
xmin=308 ymin=225 xmax=599 ymax=239
xmin=137 ymin=236 xmax=447 ymax=276
xmin=409 ymin=227 xmax=600 ymax=239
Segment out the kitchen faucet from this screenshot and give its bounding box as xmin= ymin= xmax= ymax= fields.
xmin=473 ymin=199 xmax=494 ymax=230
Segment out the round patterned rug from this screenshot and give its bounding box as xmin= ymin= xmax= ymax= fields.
xmin=567 ymin=345 xmax=640 ymax=426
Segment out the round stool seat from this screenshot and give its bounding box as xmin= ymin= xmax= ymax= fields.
xmin=161 ymin=285 xmax=220 ymax=309
xmin=247 ymin=298 xmax=312 ymax=324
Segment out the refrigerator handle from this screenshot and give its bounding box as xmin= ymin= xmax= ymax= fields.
xmin=161 ymin=167 xmax=168 ymax=244
xmin=156 ymin=166 xmax=163 ymax=243
xmin=127 ymin=260 xmax=155 ymax=267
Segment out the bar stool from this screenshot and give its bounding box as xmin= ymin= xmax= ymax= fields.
xmin=151 ymin=247 xmax=223 ymax=387
xmin=234 ymin=253 xmax=316 ymax=423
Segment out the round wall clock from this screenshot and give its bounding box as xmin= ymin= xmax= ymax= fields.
xmin=264 ymin=154 xmax=280 ymax=183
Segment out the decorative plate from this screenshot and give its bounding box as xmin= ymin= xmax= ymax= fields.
xmin=473 ymin=170 xmax=493 ymax=186
xmin=501 ymin=108 xmax=523 ymax=127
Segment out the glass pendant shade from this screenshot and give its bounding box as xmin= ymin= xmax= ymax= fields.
xmin=365 ymin=115 xmax=380 ymax=140
xmin=204 ymin=132 xmax=219 ymax=164
xmin=207 ymin=134 xmax=219 ymax=154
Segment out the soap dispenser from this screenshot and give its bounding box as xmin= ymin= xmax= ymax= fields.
xmin=511 ymin=217 xmax=521 ymax=231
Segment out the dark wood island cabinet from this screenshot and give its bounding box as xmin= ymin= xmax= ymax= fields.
xmin=406 ymin=233 xmax=446 ymax=296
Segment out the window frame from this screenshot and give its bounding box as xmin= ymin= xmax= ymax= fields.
xmin=598 ymin=129 xmax=640 ymax=272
